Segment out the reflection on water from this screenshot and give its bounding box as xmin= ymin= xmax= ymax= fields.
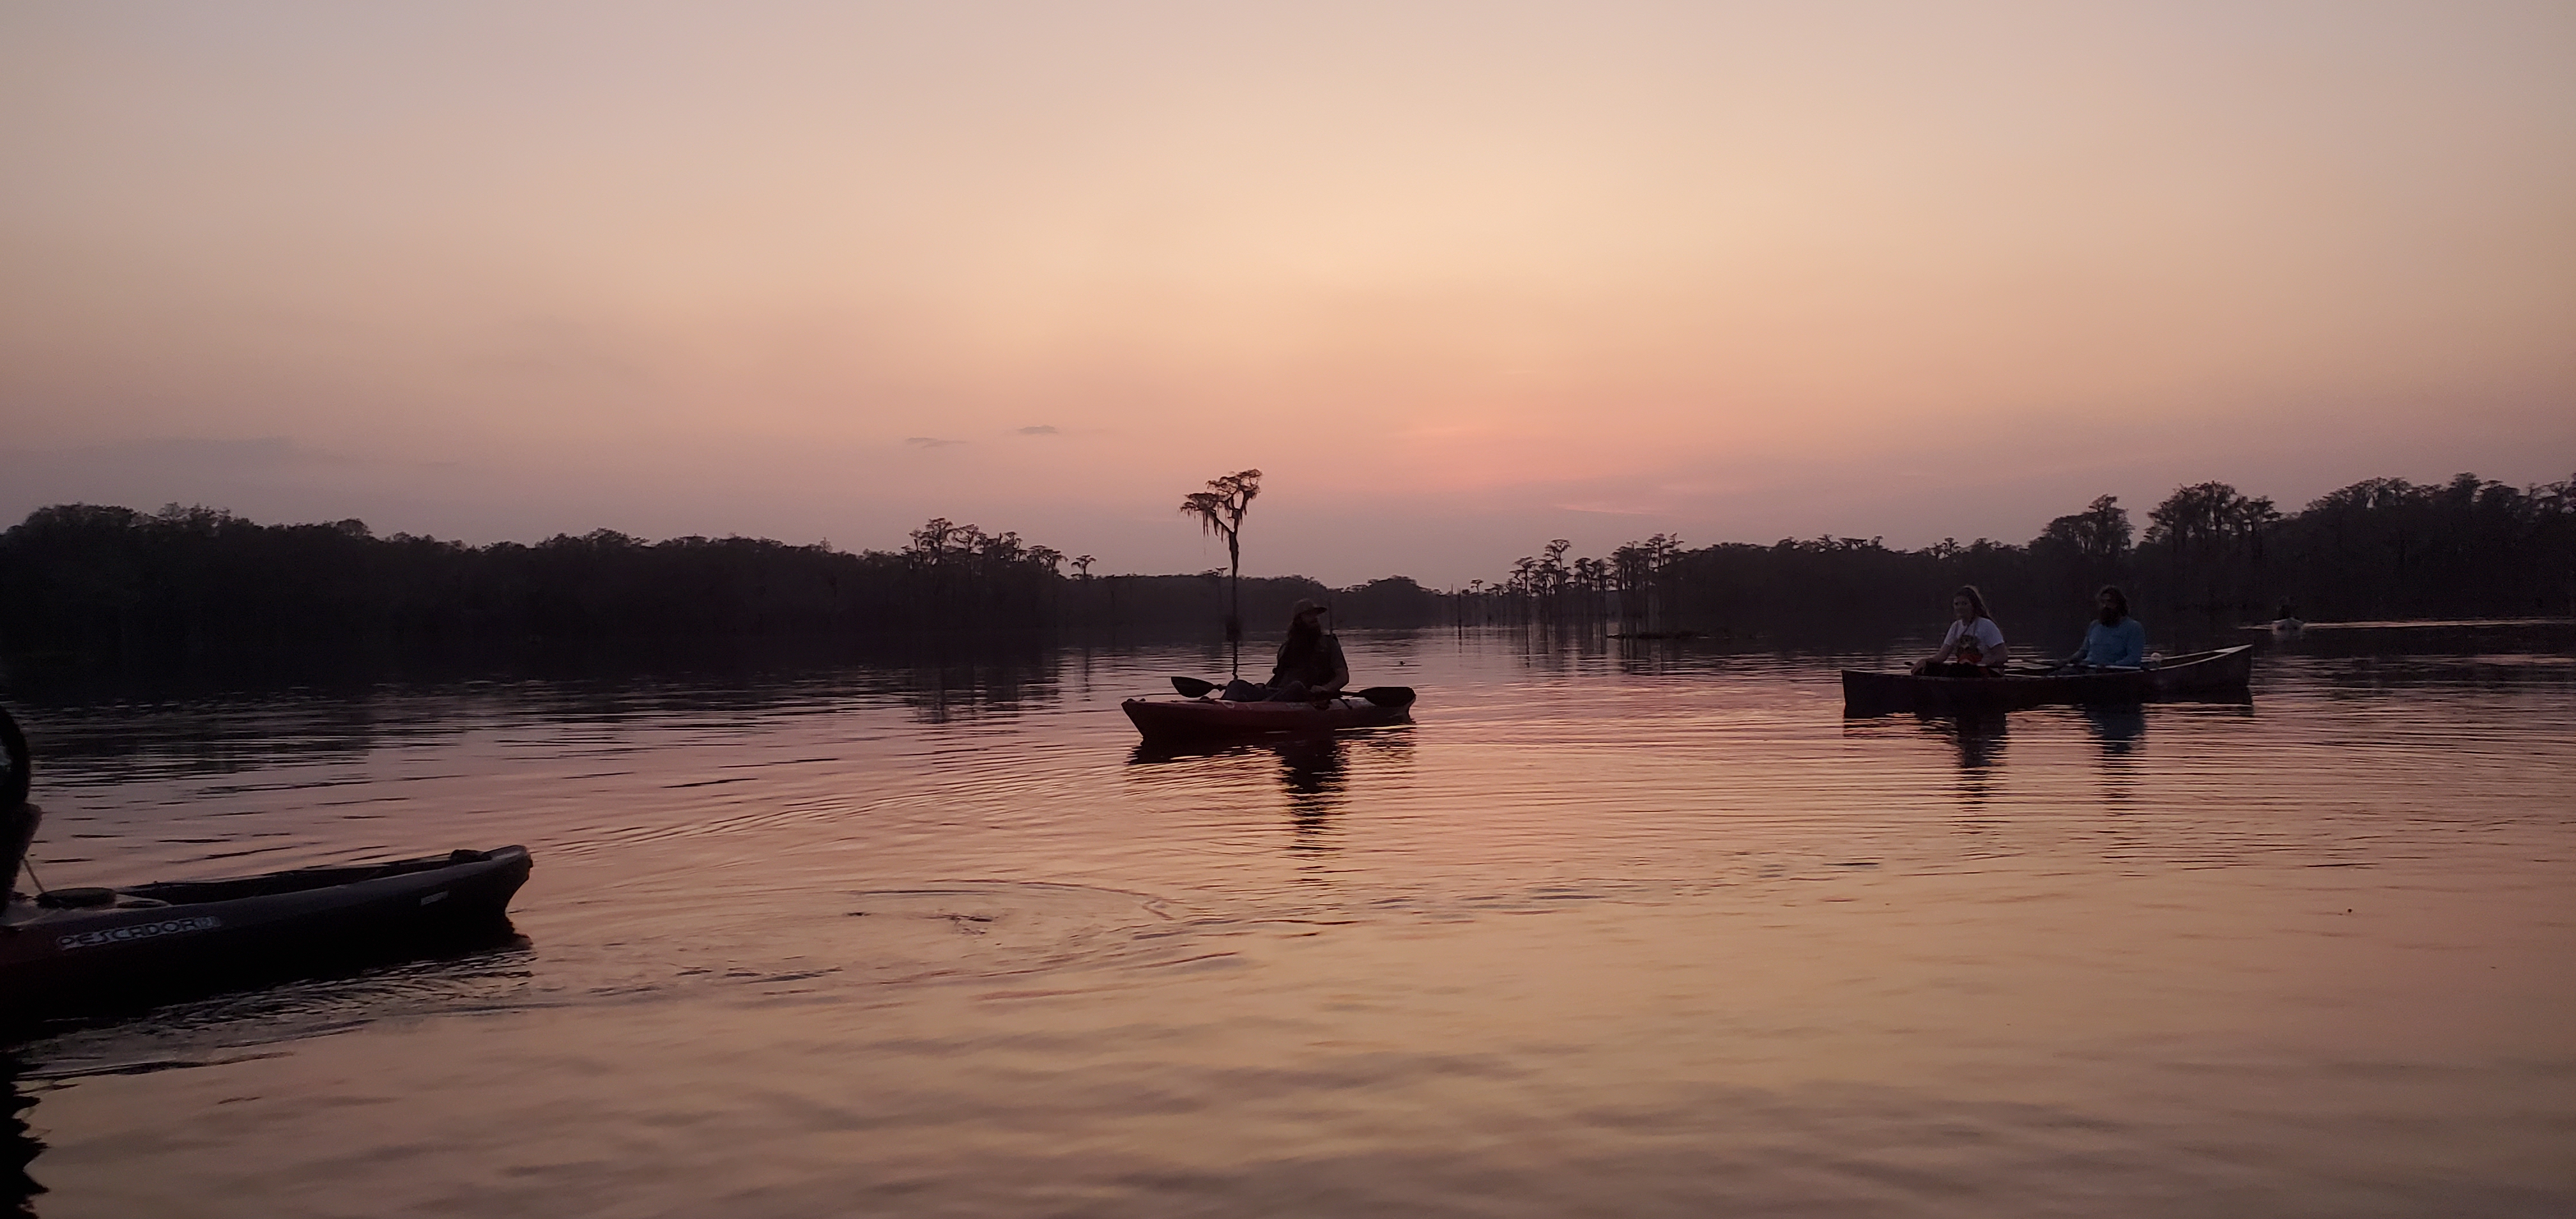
xmin=2082 ymin=705 xmax=2147 ymax=802
xmin=1130 ymin=729 xmax=1418 ymax=850
xmin=3 ymin=629 xmax=2572 ymax=1218
xmin=2082 ymin=703 xmax=2148 ymax=754
xmin=1 ymin=1052 xmax=36 ymax=1218
xmin=1268 ymin=737 xmax=1348 ymax=843
xmin=1840 ymin=713 xmax=2012 ymax=809
xmin=1938 ymin=712 xmax=2009 ymax=808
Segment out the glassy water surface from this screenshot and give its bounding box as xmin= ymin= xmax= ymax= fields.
xmin=5 ymin=629 xmax=2572 ymax=1217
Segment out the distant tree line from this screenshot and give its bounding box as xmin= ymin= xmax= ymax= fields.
xmin=3 ymin=470 xmax=2566 ymax=664
xmin=1468 ymin=472 xmax=2576 ymax=646
xmin=0 ymin=503 xmax=1449 ymax=663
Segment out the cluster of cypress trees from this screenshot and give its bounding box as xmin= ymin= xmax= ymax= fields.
xmin=1466 ymin=473 xmax=2575 ymax=644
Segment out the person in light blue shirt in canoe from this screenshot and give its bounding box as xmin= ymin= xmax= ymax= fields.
xmin=2061 ymin=585 xmax=2147 ymax=670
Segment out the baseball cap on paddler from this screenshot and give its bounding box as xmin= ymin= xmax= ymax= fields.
xmin=1291 ymin=598 xmax=1329 ymax=617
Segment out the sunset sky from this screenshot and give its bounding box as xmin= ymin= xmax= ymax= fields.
xmin=4 ymin=2 xmax=2571 ymax=585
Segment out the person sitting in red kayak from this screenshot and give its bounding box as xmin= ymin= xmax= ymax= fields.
xmin=1912 ymin=585 xmax=2009 ymax=677
xmin=1221 ymin=599 xmax=1351 ymax=702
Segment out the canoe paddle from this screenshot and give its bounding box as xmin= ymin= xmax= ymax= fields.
xmin=1168 ymin=676 xmax=1416 ymax=708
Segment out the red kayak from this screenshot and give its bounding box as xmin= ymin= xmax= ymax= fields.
xmin=1122 ymin=690 xmax=1414 ymax=743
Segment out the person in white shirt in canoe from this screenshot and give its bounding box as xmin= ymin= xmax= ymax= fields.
xmin=1912 ymin=585 xmax=2009 ymax=677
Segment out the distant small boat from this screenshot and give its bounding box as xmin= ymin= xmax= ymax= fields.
xmin=1841 ymin=645 xmax=2254 ymax=717
xmin=1122 ymin=689 xmax=1414 ymax=742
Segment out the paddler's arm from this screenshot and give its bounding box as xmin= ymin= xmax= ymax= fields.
xmin=2062 ymin=625 xmax=2091 ymax=668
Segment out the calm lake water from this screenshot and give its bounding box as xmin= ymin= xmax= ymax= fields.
xmin=6 ymin=627 xmax=2573 ymax=1218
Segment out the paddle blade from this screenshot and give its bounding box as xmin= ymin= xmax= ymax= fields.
xmin=1170 ymin=676 xmax=1218 ymax=698
xmin=1354 ymin=686 xmax=1416 ymax=708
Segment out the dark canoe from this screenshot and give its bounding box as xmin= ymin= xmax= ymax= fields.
xmin=1841 ymin=645 xmax=2254 ymax=716
xmin=1123 ymin=693 xmax=1413 ymax=743
xmin=1 ymin=842 xmax=532 ymax=1024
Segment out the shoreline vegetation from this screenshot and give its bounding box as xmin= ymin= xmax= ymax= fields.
xmin=1 ymin=473 xmax=2569 ymax=669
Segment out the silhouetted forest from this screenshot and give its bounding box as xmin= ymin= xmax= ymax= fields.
xmin=0 ymin=504 xmax=1445 ymax=663
xmin=2 ymin=470 xmax=2567 ymax=665
xmin=1470 ymin=472 xmax=2576 ymax=645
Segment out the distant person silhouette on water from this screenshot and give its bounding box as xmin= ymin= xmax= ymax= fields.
xmin=2059 ymin=585 xmax=2147 ymax=670
xmin=1913 ymin=586 xmax=2008 ymax=677
xmin=1222 ymin=600 xmax=1351 ymax=702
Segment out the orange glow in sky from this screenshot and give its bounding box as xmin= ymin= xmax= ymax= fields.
xmin=4 ymin=3 xmax=2571 ymax=583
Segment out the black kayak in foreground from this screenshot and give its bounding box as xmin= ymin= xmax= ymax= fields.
xmin=1123 ymin=691 xmax=1414 ymax=743
xmin=1 ymin=842 xmax=532 ymax=1025
xmin=1841 ymin=645 xmax=2255 ymax=716
xmin=3 ymin=705 xmax=537 ymax=1025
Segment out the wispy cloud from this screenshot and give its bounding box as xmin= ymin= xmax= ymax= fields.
xmin=1017 ymin=424 xmax=1059 ymax=435
xmin=904 ymin=436 xmax=965 ymax=448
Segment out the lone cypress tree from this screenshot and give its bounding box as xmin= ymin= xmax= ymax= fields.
xmin=1179 ymin=469 xmax=1262 ymax=677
